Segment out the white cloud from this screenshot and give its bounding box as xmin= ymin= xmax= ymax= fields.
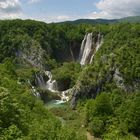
xmin=38 ymin=15 xmax=76 ymax=23
xmin=0 ymin=0 xmax=22 ymax=19
xmin=28 ymin=0 xmax=41 ymax=4
xmin=53 ymin=15 xmax=72 ymax=22
xmin=88 ymin=0 xmax=140 ymax=19
xmin=1 ymin=0 xmax=140 ymax=22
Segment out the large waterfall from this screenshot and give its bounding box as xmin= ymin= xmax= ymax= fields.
xmin=79 ymin=33 xmax=93 ymax=65
xmin=79 ymin=33 xmax=103 ymax=65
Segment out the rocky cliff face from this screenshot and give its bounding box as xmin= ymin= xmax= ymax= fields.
xmin=113 ymin=68 xmax=126 ymax=91
xmin=70 ymin=69 xmax=115 ymax=109
xmin=53 ymin=42 xmax=81 ymax=62
xmin=16 ymin=40 xmax=46 ymax=69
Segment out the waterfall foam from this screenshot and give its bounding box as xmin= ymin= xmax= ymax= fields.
xmin=33 ymin=71 xmax=70 ymax=104
xmin=79 ymin=33 xmax=88 ymax=62
xmin=45 ymin=71 xmax=71 ymax=104
xmin=45 ymin=71 xmax=58 ymax=92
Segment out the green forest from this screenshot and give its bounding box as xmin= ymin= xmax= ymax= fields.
xmin=0 ymin=19 xmax=140 ymax=140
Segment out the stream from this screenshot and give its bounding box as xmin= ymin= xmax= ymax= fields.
xmin=46 ymin=99 xmax=66 ymax=109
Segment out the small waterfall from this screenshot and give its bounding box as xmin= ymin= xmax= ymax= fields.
xmin=28 ymin=80 xmax=40 ymax=98
xmin=34 ymin=71 xmax=72 ymax=104
xmin=45 ymin=71 xmax=71 ymax=104
xmin=89 ymin=33 xmax=103 ymax=64
xmin=79 ymin=33 xmax=103 ymax=65
xmin=45 ymin=71 xmax=58 ymax=92
xmin=96 ymin=33 xmax=103 ymax=52
xmin=35 ymin=71 xmax=58 ymax=92
xmin=35 ymin=74 xmax=46 ymax=89
xmin=61 ymin=88 xmax=73 ymax=101
xmin=53 ymin=88 xmax=72 ymax=105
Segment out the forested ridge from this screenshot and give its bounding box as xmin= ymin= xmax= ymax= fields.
xmin=0 ymin=19 xmax=140 ymax=140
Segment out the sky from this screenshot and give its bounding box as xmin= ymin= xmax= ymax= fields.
xmin=0 ymin=0 xmax=140 ymax=23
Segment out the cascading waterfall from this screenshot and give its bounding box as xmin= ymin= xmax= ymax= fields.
xmin=35 ymin=74 xmax=46 ymax=89
xmin=45 ymin=71 xmax=58 ymax=92
xmin=54 ymin=88 xmax=73 ymax=104
xmin=89 ymin=33 xmax=103 ymax=64
xmin=79 ymin=33 xmax=103 ymax=65
xmin=61 ymin=88 xmax=73 ymax=101
xmin=35 ymin=71 xmax=58 ymax=92
xmin=45 ymin=71 xmax=72 ymax=104
xmin=28 ymin=80 xmax=40 ymax=98
xmin=34 ymin=71 xmax=70 ymax=104
xmin=79 ymin=33 xmax=88 ymax=62
xmin=79 ymin=33 xmax=93 ymax=65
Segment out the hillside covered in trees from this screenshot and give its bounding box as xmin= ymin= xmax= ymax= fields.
xmin=60 ymin=16 xmax=140 ymax=25
xmin=0 ymin=19 xmax=140 ymax=140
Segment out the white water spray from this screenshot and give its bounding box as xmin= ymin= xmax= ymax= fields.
xmin=45 ymin=71 xmax=58 ymax=92
xmin=79 ymin=33 xmax=103 ymax=65
xmin=79 ymin=33 xmax=93 ymax=65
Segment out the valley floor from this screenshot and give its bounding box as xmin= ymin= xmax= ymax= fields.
xmin=47 ymin=102 xmax=101 ymax=140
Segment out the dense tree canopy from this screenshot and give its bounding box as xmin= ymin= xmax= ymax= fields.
xmin=0 ymin=19 xmax=139 ymax=139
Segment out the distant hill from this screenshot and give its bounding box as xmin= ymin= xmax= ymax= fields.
xmin=118 ymin=16 xmax=140 ymax=23
xmin=59 ymin=16 xmax=140 ymax=24
xmin=60 ymin=18 xmax=117 ymax=24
